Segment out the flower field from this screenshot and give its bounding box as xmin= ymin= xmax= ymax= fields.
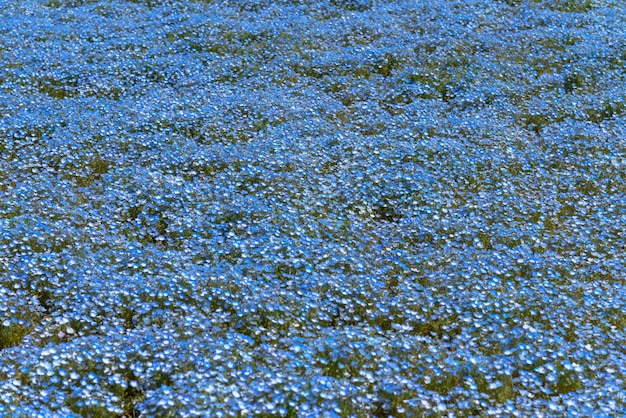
xmin=1 ymin=0 xmax=625 ymax=416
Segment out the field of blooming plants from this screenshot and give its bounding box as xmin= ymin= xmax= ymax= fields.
xmin=1 ymin=0 xmax=625 ymax=416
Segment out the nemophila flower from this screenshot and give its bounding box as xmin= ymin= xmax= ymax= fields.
xmin=1 ymin=0 xmax=626 ymax=415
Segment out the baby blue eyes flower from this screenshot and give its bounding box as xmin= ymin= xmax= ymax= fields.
xmin=1 ymin=0 xmax=626 ymax=416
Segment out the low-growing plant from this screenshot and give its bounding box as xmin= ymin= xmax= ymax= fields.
xmin=1 ymin=0 xmax=626 ymax=416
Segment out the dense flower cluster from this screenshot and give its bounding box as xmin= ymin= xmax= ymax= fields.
xmin=1 ymin=0 xmax=625 ymax=416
